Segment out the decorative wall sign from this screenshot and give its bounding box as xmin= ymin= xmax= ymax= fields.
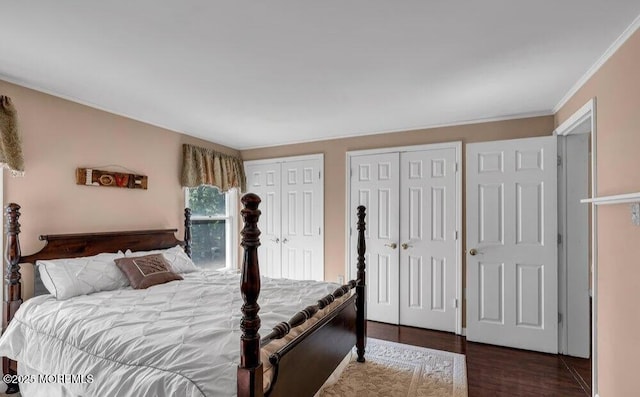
xmin=76 ymin=168 xmax=148 ymax=190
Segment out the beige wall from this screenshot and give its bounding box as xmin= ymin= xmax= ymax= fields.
xmin=242 ymin=116 xmax=554 ymax=288
xmin=0 ymin=79 xmax=238 ymax=298
xmin=555 ymin=29 xmax=640 ymax=397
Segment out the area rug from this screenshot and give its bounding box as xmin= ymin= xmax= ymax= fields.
xmin=319 ymin=338 xmax=468 ymax=397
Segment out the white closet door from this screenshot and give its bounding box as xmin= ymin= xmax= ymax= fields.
xmin=466 ymin=136 xmax=558 ymax=353
xmin=280 ymin=159 xmax=324 ymax=281
xmin=245 ymin=162 xmax=282 ymax=278
xmin=350 ymin=153 xmax=400 ymax=324
xmin=399 ymin=148 xmax=458 ymax=332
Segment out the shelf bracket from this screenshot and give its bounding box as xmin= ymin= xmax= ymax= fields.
xmin=581 ymin=192 xmax=640 ymax=226
xmin=632 ymin=203 xmax=640 ymax=226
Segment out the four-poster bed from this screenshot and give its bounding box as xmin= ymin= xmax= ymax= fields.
xmin=0 ymin=193 xmax=367 ymax=397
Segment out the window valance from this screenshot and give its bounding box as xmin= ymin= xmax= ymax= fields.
xmin=181 ymin=144 xmax=246 ymax=192
xmin=0 ymin=96 xmax=25 ymax=175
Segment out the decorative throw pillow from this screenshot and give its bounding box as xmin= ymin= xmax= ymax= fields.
xmin=37 ymin=251 xmax=128 ymax=300
xmin=124 ymin=245 xmax=198 ymax=274
xmin=115 ymin=254 xmax=183 ymax=289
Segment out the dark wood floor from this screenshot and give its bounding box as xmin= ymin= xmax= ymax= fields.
xmin=368 ymin=322 xmax=591 ymax=397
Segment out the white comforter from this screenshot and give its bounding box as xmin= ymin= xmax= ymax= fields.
xmin=0 ymin=271 xmax=342 ymax=397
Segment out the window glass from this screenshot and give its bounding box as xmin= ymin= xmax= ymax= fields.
xmin=188 ymin=185 xmax=226 ymax=217
xmin=186 ymin=186 xmax=229 ymax=270
xmin=191 ymin=219 xmax=226 ymax=269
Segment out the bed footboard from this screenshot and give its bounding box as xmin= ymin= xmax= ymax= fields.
xmin=3 ymin=204 xmax=22 ymax=394
xmin=267 ymin=295 xmax=357 ymax=397
xmin=238 ymin=194 xmax=264 ymax=397
xmin=237 ymin=194 xmax=367 ymax=397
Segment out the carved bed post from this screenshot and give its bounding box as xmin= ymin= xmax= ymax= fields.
xmin=355 ymin=205 xmax=367 ymax=363
xmin=238 ymin=193 xmax=263 ymax=397
xmin=183 ymin=208 xmax=192 ymax=258
xmin=3 ymin=203 xmax=21 ymax=393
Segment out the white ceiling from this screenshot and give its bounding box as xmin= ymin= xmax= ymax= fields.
xmin=1 ymin=2 xmax=639 ymax=150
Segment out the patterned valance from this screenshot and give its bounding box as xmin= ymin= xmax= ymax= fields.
xmin=0 ymin=96 xmax=25 ymax=176
xmin=181 ymin=144 xmax=246 ymax=192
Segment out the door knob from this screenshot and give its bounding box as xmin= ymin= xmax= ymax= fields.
xmin=469 ymin=248 xmax=479 ymax=256
xmin=401 ymin=243 xmax=412 ymax=250
xmin=270 ymin=238 xmax=280 ymax=243
xmin=282 ymin=238 xmax=289 ymax=244
xmin=384 ymin=243 xmax=397 ymax=249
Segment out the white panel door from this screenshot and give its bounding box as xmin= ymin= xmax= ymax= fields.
xmin=399 ymin=148 xmax=457 ymax=332
xmin=245 ymin=162 xmax=282 ymax=278
xmin=350 ymin=153 xmax=400 ymax=324
xmin=466 ymin=136 xmax=558 ymax=353
xmin=280 ymin=159 xmax=324 ymax=281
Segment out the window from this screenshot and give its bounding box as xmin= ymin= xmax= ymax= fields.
xmin=185 ymin=185 xmax=237 ymax=270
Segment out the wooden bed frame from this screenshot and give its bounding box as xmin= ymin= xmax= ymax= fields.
xmin=1 ymin=193 xmax=367 ymax=397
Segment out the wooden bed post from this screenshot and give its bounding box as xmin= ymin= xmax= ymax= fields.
xmin=356 ymin=205 xmax=367 ymax=362
xmin=3 ymin=203 xmax=21 ymax=393
xmin=238 ymin=193 xmax=263 ymax=397
xmin=183 ymin=208 xmax=192 ymax=258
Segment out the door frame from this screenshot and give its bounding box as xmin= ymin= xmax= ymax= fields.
xmin=244 ymin=153 xmax=325 ymax=280
xmin=345 ymin=142 xmax=463 ymax=335
xmin=553 ymin=98 xmax=598 ymax=395
xmin=243 ymin=153 xmax=324 ymax=166
xmin=557 ymin=133 xmax=590 ymax=359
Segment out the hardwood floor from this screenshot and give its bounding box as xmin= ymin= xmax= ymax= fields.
xmin=368 ymin=322 xmax=591 ymax=397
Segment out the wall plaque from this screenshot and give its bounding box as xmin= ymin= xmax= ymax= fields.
xmin=76 ymin=168 xmax=148 ymax=190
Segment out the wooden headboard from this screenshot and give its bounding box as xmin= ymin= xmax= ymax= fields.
xmin=4 ymin=204 xmax=193 ymax=302
xmin=23 ymin=229 xmax=186 ymax=264
xmin=25 ymin=228 xmax=189 ymax=297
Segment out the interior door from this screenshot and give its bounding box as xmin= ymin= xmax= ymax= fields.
xmin=466 ymin=136 xmax=558 ymax=353
xmin=281 ymin=159 xmax=324 ymax=281
xmin=350 ymin=153 xmax=400 ymax=324
xmin=399 ymin=148 xmax=458 ymax=332
xmin=244 ymin=162 xmax=282 ymax=278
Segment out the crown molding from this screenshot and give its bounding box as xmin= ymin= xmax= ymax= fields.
xmin=553 ymin=14 xmax=640 ymax=113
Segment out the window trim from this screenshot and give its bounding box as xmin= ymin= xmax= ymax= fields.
xmin=184 ymin=187 xmax=238 ymax=270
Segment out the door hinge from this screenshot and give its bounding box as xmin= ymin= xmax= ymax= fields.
xmin=455 ymin=162 xmax=459 ymax=172
xmin=557 ymin=156 xmax=562 ymax=167
xmin=319 ymin=227 xmax=321 ymax=235
xmin=558 ymin=312 xmax=562 ymax=323
xmin=350 ymin=227 xmax=352 ymax=236
xmin=557 ymin=234 xmax=562 ymax=244
xmin=350 ymin=168 xmax=353 ymax=178
xmin=453 ymin=298 xmax=459 ymax=309
xmin=319 ymin=171 xmax=321 ymax=179
xmin=454 ymin=231 xmax=459 ymax=240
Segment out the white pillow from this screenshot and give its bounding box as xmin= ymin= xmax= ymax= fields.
xmin=125 ymin=245 xmax=197 ymax=274
xmin=37 ymin=252 xmax=127 ymax=300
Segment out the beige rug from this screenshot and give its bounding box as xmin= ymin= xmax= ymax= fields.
xmin=319 ymin=338 xmax=468 ymax=397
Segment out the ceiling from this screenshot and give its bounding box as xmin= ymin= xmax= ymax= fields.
xmin=1 ymin=2 xmax=639 ymax=150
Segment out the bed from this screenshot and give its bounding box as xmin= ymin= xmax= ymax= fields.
xmin=0 ymin=193 xmax=368 ymax=397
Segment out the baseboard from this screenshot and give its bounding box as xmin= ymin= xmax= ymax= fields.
xmin=461 ymin=327 xmax=466 ymax=336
